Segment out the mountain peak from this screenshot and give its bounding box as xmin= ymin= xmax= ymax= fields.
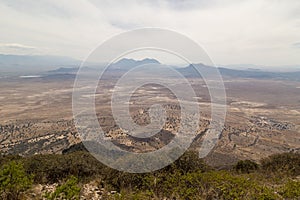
xmin=139 ymin=58 xmax=160 ymax=64
xmin=113 ymin=58 xmax=160 ymax=67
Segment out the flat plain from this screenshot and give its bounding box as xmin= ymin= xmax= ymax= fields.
xmin=0 ymin=69 xmax=299 ymax=167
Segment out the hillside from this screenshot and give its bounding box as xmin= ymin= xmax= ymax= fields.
xmin=0 ymin=151 xmax=299 ymax=199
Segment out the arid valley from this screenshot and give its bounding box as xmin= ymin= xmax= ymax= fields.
xmin=1 ymin=60 xmax=299 ymax=168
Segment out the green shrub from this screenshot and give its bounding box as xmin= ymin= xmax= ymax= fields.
xmin=0 ymin=161 xmax=33 ymax=200
xmin=167 ymin=151 xmax=209 ymax=174
xmin=45 ymin=176 xmax=81 ymax=200
xmin=1 ymin=151 xmax=299 ymax=199
xmin=138 ymin=170 xmax=278 ymax=199
xmin=22 ymin=151 xmax=106 ymax=183
xmin=101 ymin=170 xmax=146 ymax=191
xmin=179 ymin=171 xmax=278 ymax=199
xmin=234 ymin=159 xmax=259 ymax=173
xmin=261 ymin=152 xmax=300 ymax=176
xmin=279 ymin=179 xmax=300 ymax=199
xmin=0 ymin=154 xmax=22 ymax=166
xmin=106 ymin=190 xmax=153 ymax=200
xmin=100 ymin=151 xmax=209 ymax=192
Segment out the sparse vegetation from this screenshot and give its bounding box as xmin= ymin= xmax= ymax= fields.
xmin=0 ymin=151 xmax=299 ymax=199
xmin=45 ymin=176 xmax=81 ymax=200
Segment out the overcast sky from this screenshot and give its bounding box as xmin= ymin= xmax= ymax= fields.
xmin=0 ymin=0 xmax=300 ymax=66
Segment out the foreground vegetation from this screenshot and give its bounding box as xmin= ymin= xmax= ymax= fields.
xmin=0 ymin=151 xmax=299 ymax=199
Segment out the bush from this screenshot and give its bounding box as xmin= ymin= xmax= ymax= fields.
xmin=0 ymin=154 xmax=22 ymax=166
xmin=167 ymin=151 xmax=209 ymax=174
xmin=45 ymin=176 xmax=81 ymax=200
xmin=132 ymin=170 xmax=279 ymax=199
xmin=0 ymin=151 xmax=299 ymax=199
xmin=101 ymin=169 xmax=146 ymax=191
xmin=176 ymin=171 xmax=278 ymax=199
xmin=0 ymin=161 xmax=33 ymax=200
xmin=234 ymin=159 xmax=259 ymax=173
xmin=261 ymin=152 xmax=300 ymax=176
xmin=100 ymin=151 xmax=209 ymax=192
xmin=22 ymin=151 xmax=106 ymax=183
xmin=279 ymin=179 xmax=300 ymax=199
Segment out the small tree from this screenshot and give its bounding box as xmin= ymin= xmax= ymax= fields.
xmin=0 ymin=161 xmax=33 ymax=200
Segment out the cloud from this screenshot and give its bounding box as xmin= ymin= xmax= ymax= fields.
xmin=0 ymin=43 xmax=38 ymax=55
xmin=0 ymin=0 xmax=299 ymax=66
xmin=0 ymin=43 xmax=36 ymax=50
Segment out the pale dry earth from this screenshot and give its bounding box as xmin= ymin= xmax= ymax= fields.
xmin=0 ymin=76 xmax=299 ymax=166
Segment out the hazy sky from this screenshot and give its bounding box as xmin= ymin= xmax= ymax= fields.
xmin=0 ymin=0 xmax=300 ymax=66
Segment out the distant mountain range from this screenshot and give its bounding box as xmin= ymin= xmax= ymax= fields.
xmin=222 ymin=64 xmax=300 ymax=72
xmin=47 ymin=58 xmax=300 ymax=81
xmin=47 ymin=58 xmax=161 ymax=74
xmin=0 ymin=54 xmax=80 ymax=72
xmin=178 ymin=64 xmax=300 ymax=81
xmin=218 ymin=67 xmax=300 ymax=80
xmin=111 ymin=58 xmax=160 ymax=69
xmin=1 ymin=54 xmax=299 ymax=81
